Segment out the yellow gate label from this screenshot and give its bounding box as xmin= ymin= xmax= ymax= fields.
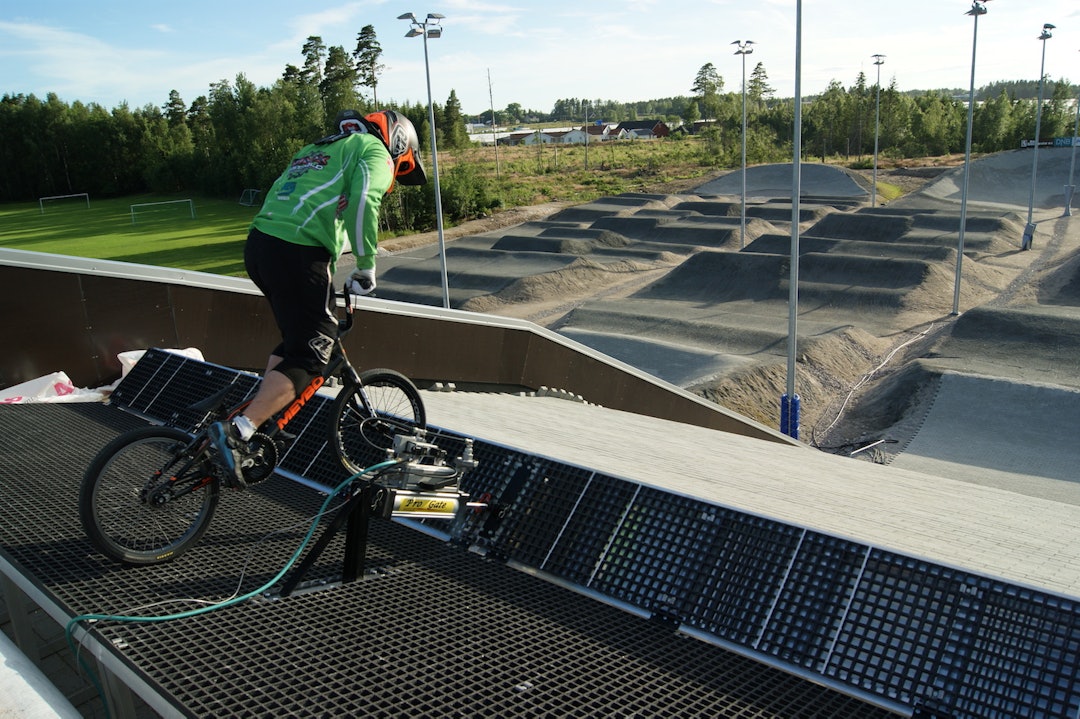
xmin=396 ymin=497 xmax=457 ymax=514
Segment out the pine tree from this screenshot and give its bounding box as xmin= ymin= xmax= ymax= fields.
xmin=442 ymin=89 xmax=467 ymax=149
xmin=301 ymin=36 xmax=327 ymax=87
xmin=747 ymin=62 xmax=774 ymax=109
xmin=321 ymin=45 xmax=360 ymax=116
xmin=353 ymin=25 xmax=385 ymax=108
xmin=692 ymin=63 xmax=724 ymax=120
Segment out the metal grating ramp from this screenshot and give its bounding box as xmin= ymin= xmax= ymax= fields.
xmin=8 ymin=349 xmax=1080 ymax=718
xmin=0 ymin=400 xmax=896 ymax=718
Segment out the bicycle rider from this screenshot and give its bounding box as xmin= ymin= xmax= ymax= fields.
xmin=209 ymin=109 xmax=427 ymax=488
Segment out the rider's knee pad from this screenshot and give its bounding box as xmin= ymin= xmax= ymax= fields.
xmin=274 ymin=362 xmax=320 ymax=397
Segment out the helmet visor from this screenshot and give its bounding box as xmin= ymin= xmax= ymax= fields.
xmin=394 ymin=148 xmax=427 ymax=186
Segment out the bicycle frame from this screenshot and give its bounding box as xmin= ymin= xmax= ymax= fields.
xmin=167 ymin=290 xmax=370 ymax=485
xmin=247 ymin=290 xmax=366 ymax=439
xmin=80 ymin=286 xmax=452 ymax=567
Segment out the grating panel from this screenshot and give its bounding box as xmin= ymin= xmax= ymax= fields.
xmin=953 ymin=583 xmax=1080 ymax=718
xmin=24 ymin=352 xmax=1080 ymax=718
xmin=680 ymin=510 xmax=804 ymax=646
xmin=757 ymin=532 xmax=867 ymax=671
xmin=590 ymin=485 xmax=725 ymax=618
xmin=540 ymin=473 xmax=637 ymax=586
xmin=426 ymin=444 xmax=542 ymax=554
xmin=0 ymin=402 xmax=897 ymax=718
xmin=498 ymin=462 xmax=594 ymax=570
xmin=466 ymin=453 xmax=553 ymax=561
xmin=826 ymin=553 xmax=992 ymax=711
xmin=111 ymin=348 xmax=259 ymax=428
xmin=275 ymin=397 xmax=356 ymax=486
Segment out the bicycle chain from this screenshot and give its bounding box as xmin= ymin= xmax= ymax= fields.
xmin=241 ymin=432 xmax=279 ymax=485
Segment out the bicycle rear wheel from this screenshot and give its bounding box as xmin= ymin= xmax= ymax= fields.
xmin=79 ymin=426 xmax=220 ymax=565
xmin=331 ymin=368 xmax=426 ymax=475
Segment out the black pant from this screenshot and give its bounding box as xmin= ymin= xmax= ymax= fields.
xmin=244 ymin=228 xmax=336 ymax=377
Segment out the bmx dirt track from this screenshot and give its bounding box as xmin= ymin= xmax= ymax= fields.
xmin=356 ymin=149 xmax=1080 ymax=500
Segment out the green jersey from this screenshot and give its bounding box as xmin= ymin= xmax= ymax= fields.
xmin=251 ymin=132 xmax=394 ymax=271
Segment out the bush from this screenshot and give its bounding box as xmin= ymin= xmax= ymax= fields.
xmin=379 ymin=185 xmax=431 ymax=234
xmin=439 ymin=163 xmax=494 ymax=222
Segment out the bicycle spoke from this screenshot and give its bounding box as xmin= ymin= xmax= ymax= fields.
xmin=80 ymin=428 xmax=220 ymax=564
xmin=331 ymin=369 xmax=426 ymax=475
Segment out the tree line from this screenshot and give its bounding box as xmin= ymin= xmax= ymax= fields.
xmin=2 ymin=25 xmax=1077 ymax=230
xmin=0 ymin=27 xmax=481 ymax=233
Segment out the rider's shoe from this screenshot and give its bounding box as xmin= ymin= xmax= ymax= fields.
xmin=209 ymin=420 xmax=247 ymax=490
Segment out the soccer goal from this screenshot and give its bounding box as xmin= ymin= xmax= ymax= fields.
xmin=39 ymin=193 xmax=89 ymax=213
xmin=130 ymin=199 xmax=196 ymax=224
xmin=238 ymin=188 xmax=262 ymax=207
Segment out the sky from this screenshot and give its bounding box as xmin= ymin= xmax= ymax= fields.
xmin=3 ymin=1 xmax=1080 ymax=119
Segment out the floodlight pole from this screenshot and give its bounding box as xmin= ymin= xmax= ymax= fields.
xmin=733 ymin=40 xmax=755 ymax=249
xmin=400 ymin=12 xmax=450 ymax=308
xmin=1023 ymin=23 xmax=1054 ymax=251
xmin=954 ymin=1 xmax=988 ymax=316
xmin=488 ymin=68 xmax=501 ymax=180
xmin=584 ymin=100 xmax=590 ymax=170
xmin=1066 ymin=59 xmax=1080 ymax=217
xmin=782 ymin=2 xmax=802 ymax=440
xmin=872 ymin=54 xmax=885 ymax=208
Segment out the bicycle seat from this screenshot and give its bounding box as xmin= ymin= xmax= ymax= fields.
xmin=187 ymin=385 xmax=234 ymax=415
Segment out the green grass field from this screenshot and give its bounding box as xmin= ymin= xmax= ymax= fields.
xmin=0 ymin=194 xmax=259 ymax=277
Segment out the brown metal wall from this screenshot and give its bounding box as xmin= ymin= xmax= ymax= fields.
xmin=0 ymin=262 xmax=790 ymax=445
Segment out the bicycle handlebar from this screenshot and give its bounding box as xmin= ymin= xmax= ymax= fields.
xmin=336 ymin=283 xmax=356 ymax=335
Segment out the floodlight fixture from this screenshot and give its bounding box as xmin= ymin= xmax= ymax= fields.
xmin=731 ymin=40 xmax=754 ymax=55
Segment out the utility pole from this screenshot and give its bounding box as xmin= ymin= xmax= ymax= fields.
xmin=488 ymin=69 xmax=500 ymax=179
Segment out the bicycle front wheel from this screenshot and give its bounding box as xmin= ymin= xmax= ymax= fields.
xmin=79 ymin=426 xmax=220 ymax=565
xmin=331 ymin=368 xmax=426 ymax=474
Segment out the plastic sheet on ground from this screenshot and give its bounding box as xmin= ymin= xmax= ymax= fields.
xmin=0 ymin=348 xmax=205 ymax=404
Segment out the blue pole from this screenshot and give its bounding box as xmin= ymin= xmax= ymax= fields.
xmin=780 ymin=393 xmax=801 ymax=440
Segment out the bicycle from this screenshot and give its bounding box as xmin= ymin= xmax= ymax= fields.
xmin=79 ymin=285 xmax=467 ymax=566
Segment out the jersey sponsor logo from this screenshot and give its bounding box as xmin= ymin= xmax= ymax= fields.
xmin=276 ymin=181 xmax=296 ymax=201
xmin=287 ymin=150 xmax=331 ymax=179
